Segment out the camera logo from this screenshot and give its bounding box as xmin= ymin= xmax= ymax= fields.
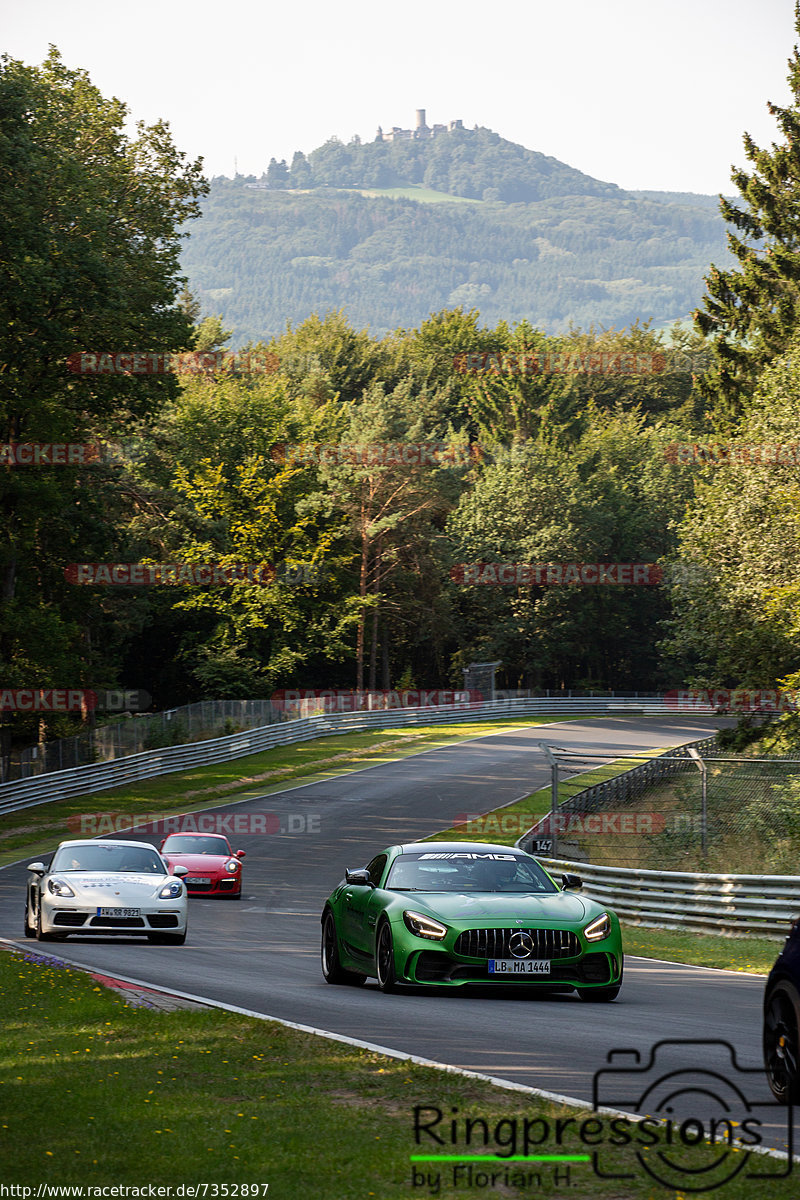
xmin=592 ymin=1039 xmax=792 ymax=1192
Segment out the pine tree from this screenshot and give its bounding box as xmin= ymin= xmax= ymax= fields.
xmin=695 ymin=3 xmax=800 ymax=426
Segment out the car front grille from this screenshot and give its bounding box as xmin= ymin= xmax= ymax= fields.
xmin=147 ymin=914 xmax=180 ymax=928
xmin=453 ymin=927 xmax=580 ymax=960
xmin=89 ymin=916 xmax=146 ymax=928
xmin=53 ymin=912 xmax=87 ymax=927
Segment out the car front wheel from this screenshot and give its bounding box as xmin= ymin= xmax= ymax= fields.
xmin=376 ymin=922 xmax=398 ymax=993
xmin=24 ymin=900 xmax=35 ymax=938
xmin=764 ymin=979 xmax=800 ymax=1104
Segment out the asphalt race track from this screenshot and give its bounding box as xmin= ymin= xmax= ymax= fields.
xmin=0 ymin=716 xmax=788 ymax=1156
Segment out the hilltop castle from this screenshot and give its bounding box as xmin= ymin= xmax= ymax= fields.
xmin=376 ymin=109 xmax=464 ymax=143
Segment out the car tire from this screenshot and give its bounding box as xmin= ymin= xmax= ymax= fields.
xmin=764 ymin=979 xmax=800 ymax=1104
xmin=576 ymin=984 xmax=621 ymax=1002
xmin=147 ymin=931 xmax=187 ymax=945
xmin=24 ymin=901 xmax=35 ymax=938
xmin=376 ymin=921 xmax=398 ymax=993
xmin=321 ymin=910 xmax=366 ymax=986
xmin=36 ymin=907 xmax=56 ymax=942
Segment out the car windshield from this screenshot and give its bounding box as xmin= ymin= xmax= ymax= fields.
xmin=51 ymin=845 xmax=166 ymax=874
xmin=385 ymin=851 xmax=558 ymax=894
xmin=162 ymin=836 xmax=230 ymax=855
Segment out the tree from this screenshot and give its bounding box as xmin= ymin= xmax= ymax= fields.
xmin=695 ymin=4 xmax=800 ymax=425
xmin=0 ymin=48 xmax=206 ymax=772
xmin=662 ymin=336 xmax=800 ymax=686
xmin=266 ymin=157 xmax=289 ymax=189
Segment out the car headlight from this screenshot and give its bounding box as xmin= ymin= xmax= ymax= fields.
xmin=403 ymin=910 xmax=448 ymax=941
xmin=225 ymin=860 xmax=240 ymax=874
xmin=159 ymin=880 xmax=184 ymax=899
xmin=47 ymin=878 xmax=75 ymax=898
xmin=584 ymin=912 xmax=611 ymax=942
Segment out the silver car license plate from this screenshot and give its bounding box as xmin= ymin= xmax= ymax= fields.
xmin=97 ymin=906 xmax=141 ymax=918
xmin=186 ymin=877 xmax=211 ymax=884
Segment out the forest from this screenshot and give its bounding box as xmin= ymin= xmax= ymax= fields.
xmin=182 ymin=176 xmax=733 ymax=343
xmin=3 ymin=43 xmax=800 ymax=767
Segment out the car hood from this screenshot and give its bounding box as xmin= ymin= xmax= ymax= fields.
xmin=395 ymin=890 xmax=591 ymax=924
xmin=164 ymin=854 xmax=228 ymax=871
xmin=52 ymin=873 xmax=173 ymax=901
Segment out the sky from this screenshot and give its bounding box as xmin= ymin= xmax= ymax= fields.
xmin=3 ymin=0 xmax=797 ymax=194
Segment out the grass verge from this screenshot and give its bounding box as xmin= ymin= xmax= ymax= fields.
xmin=1 ymin=948 xmax=792 ymax=1197
xmin=0 ymin=717 xmax=570 ymax=867
xmin=619 ymin=922 xmax=781 ymax=974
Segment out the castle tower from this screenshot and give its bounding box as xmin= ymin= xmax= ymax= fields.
xmin=415 ymin=109 xmax=429 ymax=137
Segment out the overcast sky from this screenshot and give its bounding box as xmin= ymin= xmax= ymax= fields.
xmin=4 ymin=0 xmax=797 ymax=194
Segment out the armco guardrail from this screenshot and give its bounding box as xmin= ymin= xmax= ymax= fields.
xmin=0 ymin=695 xmax=696 ymax=813
xmin=539 ymin=858 xmax=799 ymax=938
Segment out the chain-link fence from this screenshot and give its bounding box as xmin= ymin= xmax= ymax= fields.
xmin=7 ymin=699 xmax=282 ymax=781
xmin=525 ymin=745 xmax=800 ymax=874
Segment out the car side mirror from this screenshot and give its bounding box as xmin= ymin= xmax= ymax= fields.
xmin=159 ymin=839 xmax=166 ymax=849
xmin=345 ymin=868 xmax=372 ymax=886
xmin=172 ymin=865 xmax=189 ymax=877
xmin=27 ymin=862 xmax=46 ymax=874
xmin=235 ymin=850 xmax=246 ymax=858
xmin=561 ymin=873 xmax=583 ymax=890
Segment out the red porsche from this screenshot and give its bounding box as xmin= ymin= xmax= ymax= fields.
xmin=160 ymin=833 xmax=245 ymax=899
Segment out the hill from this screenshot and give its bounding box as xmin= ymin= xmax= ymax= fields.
xmin=180 ymin=125 xmax=733 ymax=343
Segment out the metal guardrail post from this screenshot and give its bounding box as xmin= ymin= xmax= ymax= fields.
xmin=688 ymin=747 xmax=708 ymax=856
xmin=537 ymin=742 xmax=559 ymax=858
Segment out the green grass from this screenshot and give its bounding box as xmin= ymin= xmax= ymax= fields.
xmin=620 ymin=922 xmax=781 ymax=974
xmin=1 ymin=948 xmax=794 ymax=1197
xmin=0 ymin=717 xmax=570 ymax=866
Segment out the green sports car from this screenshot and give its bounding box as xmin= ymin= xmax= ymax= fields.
xmin=320 ymin=841 xmax=623 ymax=1000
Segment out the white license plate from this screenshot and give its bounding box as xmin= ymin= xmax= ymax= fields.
xmin=488 ymin=959 xmax=551 ymax=975
xmin=97 ymin=906 xmax=140 ymax=918
xmin=186 ymin=877 xmax=211 ymax=885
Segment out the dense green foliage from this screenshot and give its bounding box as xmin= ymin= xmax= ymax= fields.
xmin=9 ymin=24 xmax=800 ymax=763
xmin=695 ymin=20 xmax=800 ymax=423
xmin=289 ymin=125 xmax=622 ymax=202
xmin=182 ymin=178 xmax=732 ymax=343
